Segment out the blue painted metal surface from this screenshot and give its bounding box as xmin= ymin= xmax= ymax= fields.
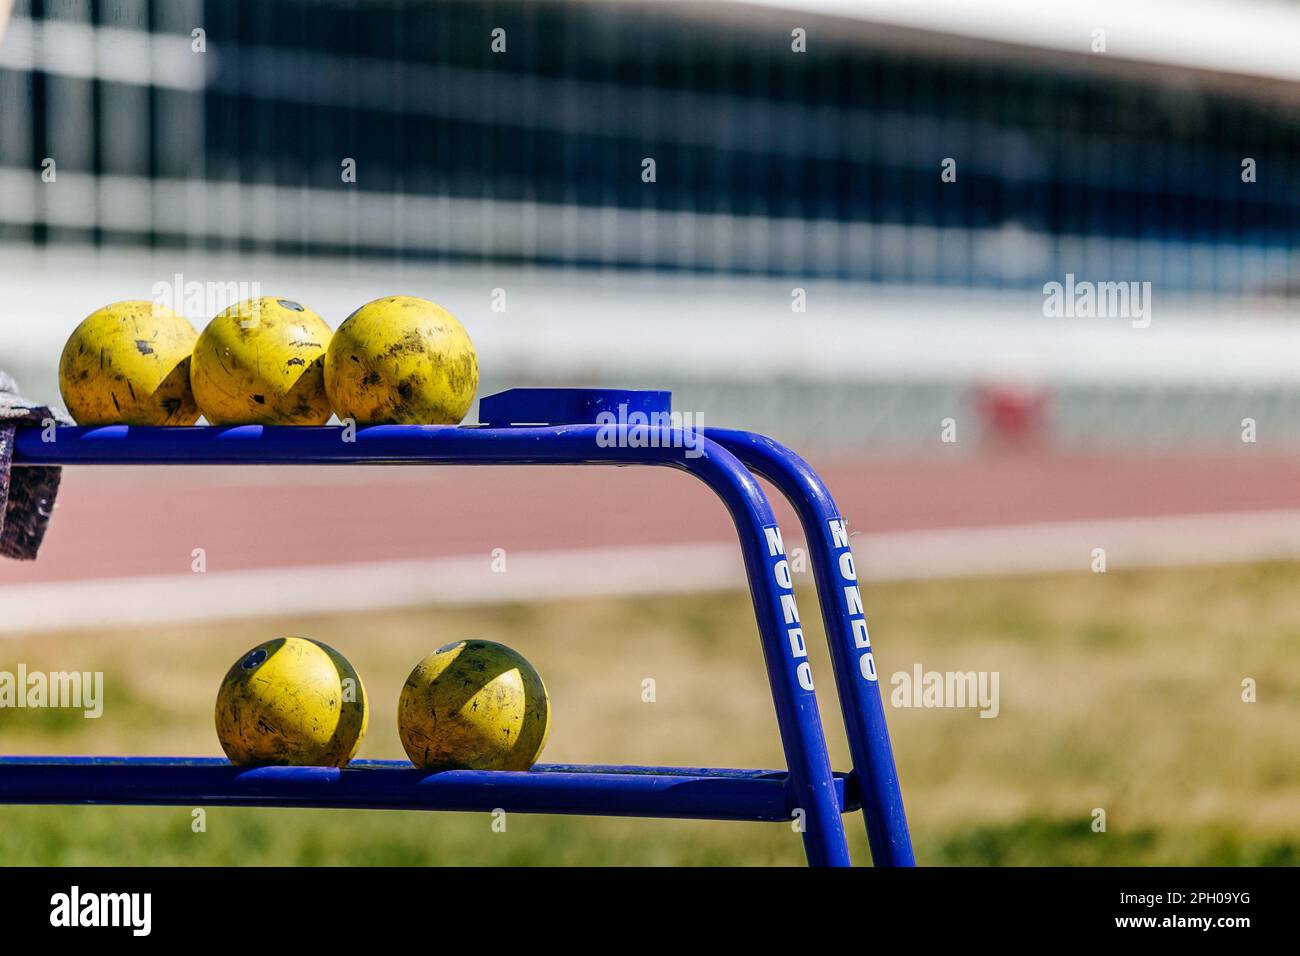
xmin=5 ymin=389 xmax=913 ymax=866
xmin=708 ymin=429 xmax=915 ymax=866
xmin=0 ymin=758 xmax=856 ymax=821
xmin=479 ymin=387 xmax=671 ymax=426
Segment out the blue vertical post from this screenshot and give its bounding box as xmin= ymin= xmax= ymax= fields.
xmin=709 ymin=429 xmax=915 ymax=866
xmin=678 ymin=436 xmax=852 ymax=866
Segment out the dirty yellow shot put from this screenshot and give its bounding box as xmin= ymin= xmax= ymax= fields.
xmin=190 ymin=297 xmax=333 ymax=425
xmin=58 ymin=300 xmax=200 ymax=425
xmin=398 ymin=640 xmax=550 ymax=771
xmin=324 ymin=295 xmax=478 ymax=425
xmin=215 ymin=637 xmax=368 ymax=767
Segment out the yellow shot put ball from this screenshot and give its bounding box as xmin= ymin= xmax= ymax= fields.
xmin=215 ymin=637 xmax=368 ymax=767
xmin=190 ymin=297 xmax=333 ymax=425
xmin=324 ymin=295 xmax=478 ymax=426
xmin=58 ymin=300 xmax=199 ymax=426
xmin=398 ymin=639 xmax=550 ymax=771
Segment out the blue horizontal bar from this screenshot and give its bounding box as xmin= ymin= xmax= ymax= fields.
xmin=11 ymin=424 xmax=692 ymax=467
xmin=0 ymin=758 xmax=858 ymax=822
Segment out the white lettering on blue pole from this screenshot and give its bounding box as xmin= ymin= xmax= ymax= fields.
xmin=828 ymin=518 xmax=876 ymax=682
xmin=765 ymin=525 xmax=813 ymax=691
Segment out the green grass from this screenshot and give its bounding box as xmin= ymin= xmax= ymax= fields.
xmin=931 ymin=819 xmax=1300 ymax=867
xmin=2 ymin=807 xmax=1293 ymax=867
xmin=2 ymin=560 xmax=1299 ymax=865
xmin=0 ymin=806 xmax=807 ymax=867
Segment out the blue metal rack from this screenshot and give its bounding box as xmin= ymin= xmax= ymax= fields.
xmin=3 ymin=388 xmax=913 ymax=867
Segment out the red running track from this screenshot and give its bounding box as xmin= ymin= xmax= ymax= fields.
xmin=4 ymin=452 xmax=1300 ymax=585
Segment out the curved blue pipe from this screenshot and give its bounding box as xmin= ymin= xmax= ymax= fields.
xmin=708 ymin=429 xmax=915 ymax=866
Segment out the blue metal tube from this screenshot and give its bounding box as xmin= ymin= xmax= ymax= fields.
xmin=708 ymin=429 xmax=915 ymax=866
xmin=12 ymin=424 xmax=853 ymax=866
xmin=0 ymin=758 xmax=856 ymax=822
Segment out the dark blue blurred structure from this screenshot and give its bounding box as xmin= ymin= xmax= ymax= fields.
xmin=1 ymin=0 xmax=1297 ymax=294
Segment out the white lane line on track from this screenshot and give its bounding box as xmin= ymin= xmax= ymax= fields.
xmin=0 ymin=544 xmax=746 ymax=635
xmin=4 ymin=509 xmax=1300 ymax=634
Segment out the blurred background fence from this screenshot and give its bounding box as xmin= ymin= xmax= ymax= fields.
xmin=3 ymin=0 xmax=1300 ymax=449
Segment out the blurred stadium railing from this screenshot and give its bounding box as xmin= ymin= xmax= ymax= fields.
xmin=2 ymin=0 xmax=1300 ymax=450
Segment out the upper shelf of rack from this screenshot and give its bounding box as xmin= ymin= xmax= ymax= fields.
xmin=7 ymin=389 xmax=716 ymax=469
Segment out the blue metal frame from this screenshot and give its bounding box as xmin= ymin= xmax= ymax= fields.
xmin=707 ymin=430 xmax=915 ymax=866
xmin=5 ymin=412 xmax=913 ymax=867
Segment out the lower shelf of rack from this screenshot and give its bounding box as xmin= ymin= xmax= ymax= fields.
xmin=0 ymin=757 xmax=860 ymax=822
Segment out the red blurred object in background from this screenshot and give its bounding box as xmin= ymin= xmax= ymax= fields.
xmin=972 ymin=382 xmax=1053 ymax=450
